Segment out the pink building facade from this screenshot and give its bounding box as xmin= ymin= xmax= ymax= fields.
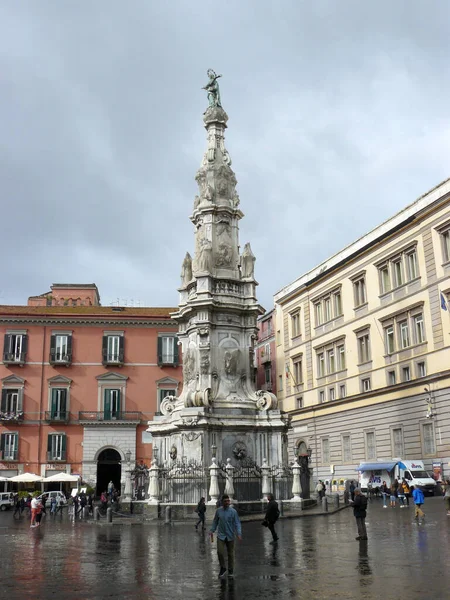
xmin=255 ymin=309 xmax=277 ymax=396
xmin=0 ymin=284 xmax=182 ymax=495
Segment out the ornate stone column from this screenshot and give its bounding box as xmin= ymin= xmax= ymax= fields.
xmin=224 ymin=458 xmax=235 ymax=503
xmin=208 ymin=457 xmax=220 ymax=505
xmin=261 ymin=457 xmax=271 ymax=501
xmin=123 ymin=462 xmax=133 ymax=501
xmin=147 ymin=458 xmax=160 ymax=505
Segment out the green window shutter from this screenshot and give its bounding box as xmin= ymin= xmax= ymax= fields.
xmin=104 ymin=389 xmax=111 ymax=419
xmin=49 ymin=335 xmax=56 ymax=362
xmin=51 ymin=389 xmax=57 ymax=417
xmin=102 ymin=336 xmax=108 ymax=363
xmin=119 ymin=336 xmax=124 ymax=363
xmin=3 ymin=334 xmax=11 ymax=360
xmin=60 ymin=389 xmax=67 ymax=413
xmin=0 ymin=434 xmax=4 ymax=454
xmin=17 ymin=389 xmax=23 ymax=412
xmin=173 ymin=337 xmax=179 ymax=367
xmin=21 ymin=335 xmax=28 ymax=359
xmin=47 ymin=434 xmax=53 ymax=453
xmin=67 ymin=336 xmax=73 ymax=361
xmin=61 ymin=434 xmax=67 ymax=455
xmin=1 ymin=390 xmax=7 ymax=413
xmin=157 ymin=337 xmax=162 ymax=366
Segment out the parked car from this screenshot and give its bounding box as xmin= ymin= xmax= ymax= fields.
xmin=37 ymin=491 xmax=67 ymax=508
xmin=0 ymin=492 xmax=14 ymax=511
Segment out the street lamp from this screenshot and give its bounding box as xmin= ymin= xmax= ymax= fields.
xmin=211 ymin=444 xmax=217 ymax=459
xmin=307 ymin=447 xmax=312 ymax=459
xmin=125 ymin=449 xmax=132 ymax=464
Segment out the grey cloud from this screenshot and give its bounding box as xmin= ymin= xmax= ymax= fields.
xmin=1 ymin=1 xmax=449 ymax=309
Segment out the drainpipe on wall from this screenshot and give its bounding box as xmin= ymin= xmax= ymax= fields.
xmin=38 ymin=326 xmax=46 ymax=476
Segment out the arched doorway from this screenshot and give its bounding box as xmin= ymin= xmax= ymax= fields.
xmin=96 ymin=448 xmax=121 ymax=496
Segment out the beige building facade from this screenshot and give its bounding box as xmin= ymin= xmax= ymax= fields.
xmin=275 ymin=178 xmax=450 ymax=485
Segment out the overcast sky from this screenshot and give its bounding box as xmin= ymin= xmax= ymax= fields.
xmin=1 ymin=2 xmax=449 ymax=310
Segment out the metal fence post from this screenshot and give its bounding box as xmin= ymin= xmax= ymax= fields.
xmin=261 ymin=458 xmax=270 ymax=501
xmin=107 ymin=507 xmax=113 ymax=522
xmin=224 ymin=458 xmax=236 ymax=503
xmin=291 ymin=462 xmax=302 ymax=501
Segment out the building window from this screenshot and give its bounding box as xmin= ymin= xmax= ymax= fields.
xmin=342 ymin=435 xmax=352 ymax=463
xmin=327 ymin=349 xmax=335 ymax=373
xmin=0 ymin=432 xmax=18 ymax=460
xmin=422 ymin=422 xmax=436 ymax=455
xmin=393 ymin=259 xmax=403 ymax=288
xmin=50 ymin=334 xmax=73 ymax=365
xmin=47 ymin=433 xmax=66 ymax=461
xmin=399 ymin=321 xmax=410 ymax=349
xmin=322 ymin=438 xmax=330 ymax=465
xmin=377 ymin=245 xmax=420 ymax=293
xmin=407 ymin=250 xmax=418 ymax=280
xmin=319 ymin=390 xmax=325 ymax=403
xmin=380 ymin=265 xmax=391 ymax=293
xmin=392 ymin=428 xmax=404 ymax=457
xmin=417 ymin=362 xmax=426 ymax=378
xmin=313 ymin=287 xmax=343 ymax=325
xmin=0 ymin=388 xmax=22 ymax=415
xmin=278 ymin=375 xmax=283 ymax=392
xmin=334 ymin=291 xmax=342 ymax=317
xmin=329 ymin=387 xmax=335 ymax=401
xmin=439 ymin=226 xmax=450 ymax=262
xmin=413 ymin=314 xmax=425 ymax=344
xmin=402 ymin=366 xmax=411 ymax=382
xmin=102 ymin=334 xmax=124 ymax=365
xmin=104 ymin=389 xmax=121 ymax=420
xmin=316 ymin=340 xmax=345 ymax=378
xmin=317 ymin=352 xmax=325 ymax=378
xmin=388 ymin=370 xmax=396 ymax=386
xmin=264 ymin=363 xmax=272 ymax=385
xmin=339 ymin=384 xmax=346 ymax=399
xmin=361 ymin=378 xmax=371 ymax=393
xmin=3 ymin=333 xmax=28 ymax=365
xmin=293 ymin=357 xmax=303 ymax=386
xmin=337 ymin=345 xmax=346 ymax=370
xmin=296 ymin=396 xmax=303 ymax=409
xmin=291 ymin=311 xmax=301 ymax=338
xmin=157 ymin=335 xmax=179 ymax=366
xmin=365 ymin=431 xmax=376 ymax=460
xmin=353 ymin=277 xmax=367 ymax=307
xmin=385 ymin=326 xmax=395 ymax=354
xmin=50 ymin=388 xmax=67 ymax=420
xmin=357 ymin=333 xmax=371 ymax=364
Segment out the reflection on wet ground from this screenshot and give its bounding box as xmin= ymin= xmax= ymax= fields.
xmin=0 ymin=497 xmax=449 ymax=599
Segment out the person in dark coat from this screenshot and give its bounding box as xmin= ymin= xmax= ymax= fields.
xmin=195 ymin=497 xmax=206 ymax=530
xmin=264 ymin=494 xmax=280 ymax=543
xmin=352 ymin=488 xmax=368 ymax=541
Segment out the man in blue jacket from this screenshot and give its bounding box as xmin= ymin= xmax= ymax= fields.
xmin=210 ymin=494 xmax=242 ymax=578
xmin=410 ymin=485 xmax=425 ymax=521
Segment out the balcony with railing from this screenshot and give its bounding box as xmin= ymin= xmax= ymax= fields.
xmin=49 ymin=352 xmax=72 ymax=367
xmin=260 ymin=352 xmax=272 ymax=364
xmin=261 ymin=382 xmax=273 ymax=392
xmin=47 ymin=451 xmax=67 ymax=462
xmin=2 ymin=352 xmax=26 ymax=366
xmin=78 ymin=411 xmax=141 ymax=424
xmin=0 ymin=411 xmax=24 ymax=424
xmin=44 ymin=411 xmax=70 ymax=424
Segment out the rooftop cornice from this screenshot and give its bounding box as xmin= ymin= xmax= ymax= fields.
xmin=0 ymin=316 xmax=177 ymax=327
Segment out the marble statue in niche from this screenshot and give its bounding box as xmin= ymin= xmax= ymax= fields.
xmin=196 ymin=237 xmax=213 ymax=272
xmin=183 ymin=348 xmax=196 ymax=383
xmin=180 ymin=252 xmax=193 ymax=287
xmin=241 ymin=243 xmax=255 ymax=279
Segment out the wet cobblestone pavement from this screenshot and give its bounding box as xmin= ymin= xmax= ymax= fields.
xmin=0 ymin=497 xmax=449 ymax=600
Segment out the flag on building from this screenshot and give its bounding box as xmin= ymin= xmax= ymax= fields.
xmin=441 ymin=292 xmax=448 ymax=311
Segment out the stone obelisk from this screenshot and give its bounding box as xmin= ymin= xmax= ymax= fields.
xmin=147 ymin=71 xmax=288 ymax=468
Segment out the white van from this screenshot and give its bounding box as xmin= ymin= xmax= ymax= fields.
xmin=37 ymin=491 xmax=67 ymax=508
xmin=394 ymin=460 xmax=436 ymax=496
xmin=0 ymin=492 xmax=14 ymax=511
xmin=357 ymin=460 xmax=437 ymax=496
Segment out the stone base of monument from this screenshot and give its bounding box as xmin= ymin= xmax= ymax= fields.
xmin=120 ymin=500 xmax=132 ymax=514
xmin=143 ymin=503 xmax=160 ymax=520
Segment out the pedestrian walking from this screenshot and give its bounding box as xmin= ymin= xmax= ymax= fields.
xmin=397 ymin=484 xmax=406 ymax=508
xmin=35 ymin=499 xmax=43 ymax=527
xmin=195 ymin=497 xmax=206 ymax=531
xmin=410 ymin=485 xmax=425 ymax=522
xmin=401 ymin=478 xmax=410 ymax=507
xmin=262 ymin=493 xmax=280 ymax=544
xmin=108 ymin=480 xmax=114 ymax=499
xmin=210 ymin=494 xmax=242 ymax=579
xmin=13 ymin=495 xmax=21 ymax=519
xmin=390 ymin=479 xmax=398 ymax=507
xmin=88 ymin=494 xmax=94 ymax=516
xmin=443 ymin=479 xmax=450 ymax=516
xmin=101 ymin=491 xmax=108 ymax=514
xmin=352 ymin=488 xmax=368 ymax=541
xmin=380 ymin=481 xmax=390 ymax=508
xmin=50 ymin=496 xmax=57 ymax=516
xmin=315 ymin=481 xmax=324 ymax=499
xmin=350 ymin=481 xmax=356 ymax=502
xmin=30 ymin=496 xmax=39 ymax=528
xmin=56 ymin=497 xmax=65 ymax=516
xmin=72 ymin=494 xmax=79 ymax=517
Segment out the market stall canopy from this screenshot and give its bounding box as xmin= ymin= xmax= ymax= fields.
xmin=0 ymin=476 xmax=9 ymax=482
xmin=44 ymin=472 xmax=80 ymax=483
xmin=356 ymin=462 xmax=397 ymax=472
xmin=8 ymin=472 xmax=44 ymax=482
